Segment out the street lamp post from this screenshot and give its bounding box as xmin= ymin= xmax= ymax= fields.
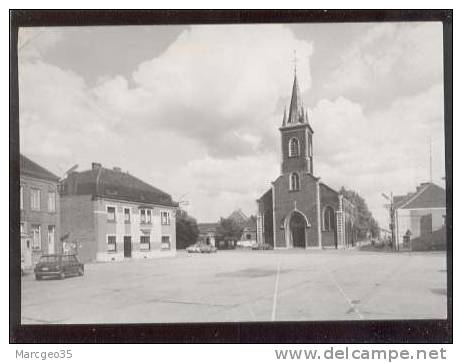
xmin=382 ymin=192 xmax=397 ymax=251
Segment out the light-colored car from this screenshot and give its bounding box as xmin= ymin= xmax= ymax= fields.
xmin=186 ymin=243 xmax=217 ymax=253
xmin=186 ymin=243 xmax=202 ymax=253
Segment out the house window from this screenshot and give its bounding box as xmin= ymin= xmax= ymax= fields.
xmin=289 ymin=137 xmax=300 ymax=157
xmin=47 ymin=191 xmax=56 ymax=212
xmin=31 ymin=224 xmax=41 ymax=250
xmin=20 ymin=185 xmax=24 ymax=210
xmin=161 ymin=211 xmax=170 ymax=225
xmin=246 ymin=233 xmax=252 ymax=240
xmin=323 ymin=207 xmax=335 ymax=231
xmin=107 ymin=235 xmax=117 ymax=252
xmin=140 ymin=235 xmax=151 ymax=251
xmin=161 ymin=236 xmax=170 ymax=250
xmin=47 ymin=225 xmax=55 ymax=253
xmin=290 ymin=172 xmax=300 ymax=191
xmin=107 ymin=206 xmax=116 ymax=222
xmin=30 ymin=188 xmax=40 ymax=210
xmin=124 ymin=208 xmax=131 ymax=223
xmin=20 ymin=222 xmax=25 ymax=235
xmin=140 ymin=209 xmax=152 ymax=224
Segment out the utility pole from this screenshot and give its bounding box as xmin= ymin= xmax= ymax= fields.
xmin=429 ymin=137 xmax=433 ymax=183
xmin=390 ymin=191 xmax=397 ymax=251
xmin=382 ymin=192 xmax=397 ymax=251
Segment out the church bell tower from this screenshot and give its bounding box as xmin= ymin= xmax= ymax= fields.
xmin=280 ymin=70 xmax=314 ymax=175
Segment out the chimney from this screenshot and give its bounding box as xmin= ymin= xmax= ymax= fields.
xmin=92 ymin=162 xmax=102 ymax=170
xmin=113 ymin=167 xmax=122 ymax=172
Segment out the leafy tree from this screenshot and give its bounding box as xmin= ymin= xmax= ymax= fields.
xmin=216 ymin=217 xmax=243 ymax=242
xmin=176 ymin=212 xmax=200 ymax=249
xmin=340 ymin=186 xmax=380 ymax=239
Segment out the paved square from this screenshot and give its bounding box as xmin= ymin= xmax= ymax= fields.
xmin=21 ymin=250 xmax=447 ymax=324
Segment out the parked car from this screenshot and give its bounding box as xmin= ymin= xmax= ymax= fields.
xmin=200 ymin=244 xmax=217 ymax=253
xmin=251 ymin=243 xmax=273 ymax=250
xmin=34 ymin=254 xmax=84 ymax=280
xmin=186 ymin=243 xmax=202 ymax=253
xmin=186 ymin=243 xmax=217 ymax=253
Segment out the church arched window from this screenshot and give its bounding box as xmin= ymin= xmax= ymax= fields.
xmin=323 ymin=206 xmax=335 ymax=231
xmin=288 ymin=137 xmax=300 ymax=157
xmin=290 ymin=172 xmax=300 ymax=191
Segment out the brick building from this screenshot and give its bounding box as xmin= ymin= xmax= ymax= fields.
xmin=256 ymin=71 xmax=357 ymax=249
xmin=20 ymin=154 xmax=61 ymax=269
xmin=59 ymin=162 xmax=178 ymax=262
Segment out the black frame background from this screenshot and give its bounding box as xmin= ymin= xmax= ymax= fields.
xmin=9 ymin=9 xmax=453 ymax=344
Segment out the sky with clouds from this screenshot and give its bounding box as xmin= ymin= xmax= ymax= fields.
xmin=18 ymin=22 xmax=445 ymax=226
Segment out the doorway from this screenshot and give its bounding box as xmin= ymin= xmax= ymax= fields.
xmin=123 ymin=236 xmax=132 ymax=258
xmin=290 ymin=212 xmax=306 ymax=248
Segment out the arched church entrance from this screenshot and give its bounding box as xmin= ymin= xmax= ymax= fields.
xmin=290 ymin=212 xmax=307 ymax=248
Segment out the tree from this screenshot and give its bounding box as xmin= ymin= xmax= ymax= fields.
xmin=340 ymin=186 xmax=380 ymax=239
xmin=175 ymin=213 xmax=200 ymax=249
xmin=215 ymin=217 xmax=243 ymax=242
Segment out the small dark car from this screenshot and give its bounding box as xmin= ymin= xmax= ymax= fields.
xmin=34 ymin=254 xmax=84 ymax=280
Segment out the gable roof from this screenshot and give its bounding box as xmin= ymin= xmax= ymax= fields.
xmin=396 ymin=182 xmax=446 ymax=210
xmin=61 ymin=165 xmax=177 ymax=207
xmin=20 ymin=154 xmax=59 ymax=182
xmin=228 ymin=209 xmax=248 ymax=224
xmin=197 ymin=223 xmax=218 ymax=234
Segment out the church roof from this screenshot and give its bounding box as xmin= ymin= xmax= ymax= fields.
xmin=280 ymin=71 xmax=313 ymax=133
xmin=284 ymin=72 xmax=310 ymax=127
xmin=288 ymin=72 xmax=303 ymax=124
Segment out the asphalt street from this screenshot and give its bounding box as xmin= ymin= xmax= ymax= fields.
xmin=21 ymin=249 xmax=447 ymax=324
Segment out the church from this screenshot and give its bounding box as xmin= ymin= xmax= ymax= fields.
xmin=256 ymin=70 xmax=357 ymax=249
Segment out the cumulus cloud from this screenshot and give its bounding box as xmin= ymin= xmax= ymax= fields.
xmin=323 ymin=22 xmax=443 ymax=104
xmin=18 ymin=28 xmax=63 ymax=61
xmin=18 ymin=23 xmax=445 ymax=224
xmin=311 ymin=83 xmax=445 ymax=226
xmin=172 ymin=154 xmax=280 ymax=220
xmin=93 ymin=24 xmax=313 ymax=157
xmin=19 ymin=24 xmax=310 ymax=220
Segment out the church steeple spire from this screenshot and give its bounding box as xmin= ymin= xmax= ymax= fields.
xmin=287 ymin=71 xmax=304 ymax=125
xmin=279 ymin=61 xmax=314 ymax=175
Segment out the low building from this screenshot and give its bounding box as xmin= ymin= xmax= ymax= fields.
xmin=20 ymin=154 xmax=61 ymax=269
xmin=228 ymin=209 xmax=257 ymax=247
xmin=197 ymin=223 xmax=217 ymax=247
xmin=197 ymin=209 xmax=258 ymax=249
xmin=393 ymin=182 xmax=446 ymax=249
xmin=59 ymin=162 xmax=178 ymax=262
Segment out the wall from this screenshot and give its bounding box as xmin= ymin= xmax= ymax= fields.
xmin=396 ymin=207 xmax=446 ymax=246
xmin=280 ymin=126 xmax=311 ymax=174
xmin=320 ymin=184 xmax=339 ymax=248
xmin=20 ymin=175 xmax=61 ymax=266
xmin=257 ymin=189 xmax=274 ymax=246
xmin=93 ymin=198 xmax=177 ymax=262
xmin=273 ymin=172 xmax=319 ymax=248
xmin=60 ymin=194 xmax=96 ymax=263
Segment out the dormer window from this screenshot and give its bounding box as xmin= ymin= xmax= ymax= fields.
xmin=289 ymin=137 xmax=300 ymax=157
xmin=290 ymin=172 xmax=300 ymax=191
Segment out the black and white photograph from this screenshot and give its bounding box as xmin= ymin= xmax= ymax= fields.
xmin=10 ymin=9 xmax=452 ymax=343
